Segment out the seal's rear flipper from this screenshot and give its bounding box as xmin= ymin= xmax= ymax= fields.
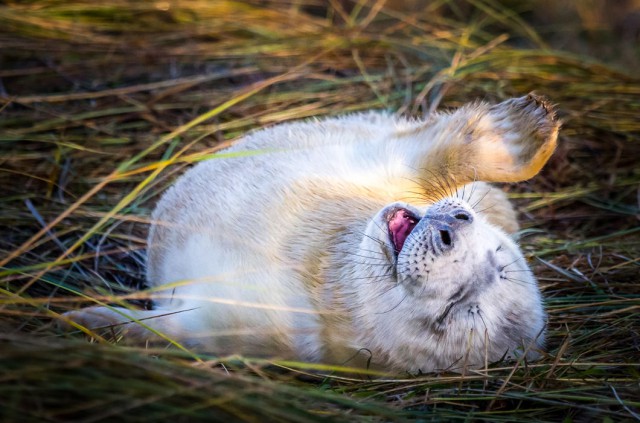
xmin=60 ymin=306 xmax=189 ymax=345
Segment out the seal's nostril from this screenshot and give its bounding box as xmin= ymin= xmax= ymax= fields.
xmin=454 ymin=213 xmax=470 ymax=221
xmin=440 ymin=230 xmax=451 ymax=246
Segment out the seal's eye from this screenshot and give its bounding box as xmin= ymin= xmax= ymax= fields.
xmin=388 ymin=209 xmax=418 ymax=254
xmin=454 ymin=212 xmax=470 ymax=221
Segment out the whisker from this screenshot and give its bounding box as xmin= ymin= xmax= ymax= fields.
xmin=352 ymin=229 xmax=387 ymax=249
xmin=345 ymin=272 xmax=396 ymax=284
xmin=475 ymin=203 xmax=497 ymax=214
xmin=500 ymin=256 xmax=526 ymax=271
xmin=342 ymin=248 xmax=395 ymax=263
xmin=343 ymin=265 xmax=396 ymax=273
xmin=467 ymin=179 xmax=480 ymax=204
xmin=471 ymin=188 xmax=492 ymax=210
xmin=369 ymin=281 xmax=404 ymax=302
xmin=412 ymin=168 xmax=450 ymax=201
xmin=352 ymin=247 xmax=391 ymax=258
xmin=502 ymin=276 xmax=537 ymax=287
xmin=443 ymin=171 xmax=458 ymax=199
xmin=375 ymin=289 xmax=408 ymax=314
xmin=403 ymin=190 xmax=437 ymax=201
xmin=340 ymin=259 xmax=394 ymax=269
xmin=425 ymin=169 xmax=453 ymax=200
xmin=344 ymin=257 xmax=394 ymax=266
xmin=460 ymin=181 xmax=467 ymax=203
xmin=399 ymin=193 xmax=432 ymax=203
xmin=504 ymin=268 xmax=533 ymax=274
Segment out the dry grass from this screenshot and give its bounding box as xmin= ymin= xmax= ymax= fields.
xmin=1 ymin=0 xmax=639 ymax=421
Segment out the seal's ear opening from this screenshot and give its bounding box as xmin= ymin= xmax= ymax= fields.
xmin=387 ymin=208 xmax=419 ymax=254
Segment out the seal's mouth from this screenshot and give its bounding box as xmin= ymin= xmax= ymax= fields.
xmin=388 ymin=208 xmax=419 ymax=254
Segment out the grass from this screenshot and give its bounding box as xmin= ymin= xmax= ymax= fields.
xmin=1 ymin=0 xmax=639 ymax=421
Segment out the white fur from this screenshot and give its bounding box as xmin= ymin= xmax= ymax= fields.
xmin=64 ymin=95 xmax=559 ymax=372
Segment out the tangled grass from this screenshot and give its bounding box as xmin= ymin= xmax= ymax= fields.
xmin=1 ymin=1 xmax=639 ymax=421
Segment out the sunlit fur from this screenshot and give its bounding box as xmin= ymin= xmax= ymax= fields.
xmin=64 ymin=94 xmax=559 ymax=373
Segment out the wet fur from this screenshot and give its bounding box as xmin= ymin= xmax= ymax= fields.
xmin=63 ymin=94 xmax=559 ymax=373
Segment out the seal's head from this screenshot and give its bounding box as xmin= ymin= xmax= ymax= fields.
xmin=355 ymin=195 xmax=545 ymax=373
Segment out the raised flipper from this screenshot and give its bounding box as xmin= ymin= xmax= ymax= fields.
xmin=405 ymin=93 xmax=559 ymax=187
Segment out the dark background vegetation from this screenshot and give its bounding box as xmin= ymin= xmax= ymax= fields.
xmin=1 ymin=1 xmax=639 ymax=421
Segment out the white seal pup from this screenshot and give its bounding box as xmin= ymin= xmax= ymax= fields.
xmin=63 ymin=93 xmax=559 ymax=373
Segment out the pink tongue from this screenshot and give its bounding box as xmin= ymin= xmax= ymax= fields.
xmin=388 ymin=209 xmax=418 ymax=254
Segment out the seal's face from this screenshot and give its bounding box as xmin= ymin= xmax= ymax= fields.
xmin=363 ymin=196 xmax=546 ymax=371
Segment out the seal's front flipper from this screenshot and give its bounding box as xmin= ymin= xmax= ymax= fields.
xmin=472 ymin=93 xmax=560 ymax=183
xmin=406 ymin=93 xmax=559 ymax=187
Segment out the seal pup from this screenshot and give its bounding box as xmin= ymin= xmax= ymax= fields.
xmin=64 ymin=93 xmax=559 ymax=373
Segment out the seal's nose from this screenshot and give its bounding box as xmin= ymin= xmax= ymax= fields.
xmin=423 ymin=205 xmax=474 ymax=252
xmin=398 ymin=200 xmax=475 ymax=257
